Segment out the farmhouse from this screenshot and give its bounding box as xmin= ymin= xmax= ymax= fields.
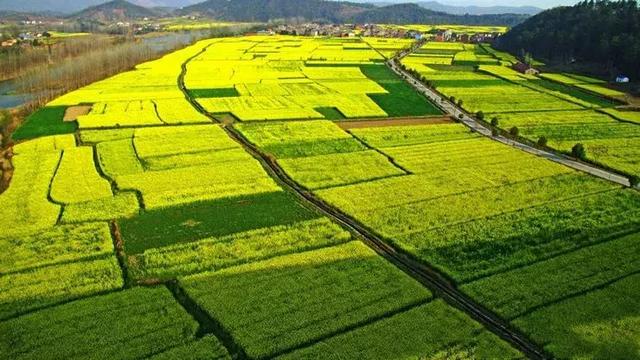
xmin=512 ymin=62 xmax=540 ymax=75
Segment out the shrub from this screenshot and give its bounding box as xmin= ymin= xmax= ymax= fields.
xmin=537 ymin=136 xmax=548 ymax=147
xmin=629 ymin=175 xmax=639 ymax=188
xmin=490 ymin=117 xmax=499 ymax=127
xmin=572 ymin=143 xmax=586 ymax=160
xmin=449 ymin=96 xmax=456 ymax=103
xmin=509 ymin=126 xmax=519 ymax=137
xmin=457 ymin=99 xmax=464 ymax=107
xmin=476 ymin=111 xmax=485 ymax=121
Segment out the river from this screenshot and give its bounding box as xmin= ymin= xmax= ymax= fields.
xmin=0 ymin=79 xmax=34 ymax=109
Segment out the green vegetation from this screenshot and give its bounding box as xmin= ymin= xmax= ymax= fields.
xmin=237 ymin=120 xmax=367 ymax=158
xmin=0 ymin=257 xmax=123 ymax=320
xmin=129 ymin=218 xmax=351 ymax=280
xmin=61 ymin=192 xmax=140 ymax=223
xmin=279 ymin=150 xmax=404 ymax=189
xmin=12 ymin=106 xmax=77 ymax=141
xmin=181 ymin=242 xmax=431 ymax=359
xmin=50 ymin=147 xmax=113 ymax=204
xmin=315 ymin=106 xmax=346 ymax=120
xmin=514 ymin=274 xmax=640 ymax=359
xmin=279 ymin=300 xmax=521 ymax=359
xmin=188 ymin=88 xmax=239 ymax=98
xmin=0 ymin=287 xmax=230 ymax=360
xmin=360 ymin=64 xmax=442 ymax=116
xmin=463 ymin=232 xmax=640 ymax=319
xmin=119 ymin=191 xmax=319 ymax=254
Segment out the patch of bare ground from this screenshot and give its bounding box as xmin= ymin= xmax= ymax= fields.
xmin=336 ymin=116 xmax=453 ymax=129
xmin=63 ymin=105 xmax=92 ymax=122
xmin=0 ymin=147 xmax=13 ymax=194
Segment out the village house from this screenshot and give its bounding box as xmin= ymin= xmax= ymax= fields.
xmin=512 ymin=61 xmax=540 ymax=75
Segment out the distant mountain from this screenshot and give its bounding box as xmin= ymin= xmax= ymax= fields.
xmin=180 ymin=0 xmax=373 ymax=22
xmin=71 ymin=0 xmax=158 ymax=21
xmin=417 ymin=1 xmax=542 ymax=15
xmin=351 ymin=3 xmax=528 ymax=25
xmin=0 ymin=0 xmax=199 ymax=14
xmin=180 ymin=0 xmax=528 ymax=25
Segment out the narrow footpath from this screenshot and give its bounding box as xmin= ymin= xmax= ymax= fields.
xmin=178 ymin=44 xmax=550 ymax=360
xmin=390 ymin=47 xmax=631 ymax=187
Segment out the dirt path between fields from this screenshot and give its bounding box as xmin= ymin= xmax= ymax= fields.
xmin=336 ymin=116 xmax=453 ymax=129
xmin=178 ymin=43 xmax=550 ymax=360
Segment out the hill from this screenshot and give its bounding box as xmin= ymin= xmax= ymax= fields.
xmin=417 ymin=1 xmax=542 ymax=15
xmin=71 ymin=0 xmax=158 ymax=21
xmin=350 ymin=3 xmax=528 ymax=25
xmin=180 ymin=0 xmax=528 ymax=25
xmin=496 ymin=0 xmax=640 ymax=79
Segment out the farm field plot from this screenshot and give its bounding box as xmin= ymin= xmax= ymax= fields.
xmin=403 ymin=41 xmax=640 ymax=177
xmin=185 ymin=36 xmax=440 ymax=121
xmin=238 ymin=120 xmax=408 ymax=190
xmin=278 ymin=300 xmax=521 ymax=360
xmin=0 ymin=286 xmax=230 ymax=360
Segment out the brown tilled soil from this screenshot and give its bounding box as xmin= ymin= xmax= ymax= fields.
xmin=64 ymin=105 xmax=92 ymax=121
xmin=336 ymin=116 xmax=453 ymax=129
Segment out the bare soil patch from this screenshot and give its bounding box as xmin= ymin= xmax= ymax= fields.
xmin=64 ymin=105 xmax=91 ymax=122
xmin=336 ymin=116 xmax=453 ymax=129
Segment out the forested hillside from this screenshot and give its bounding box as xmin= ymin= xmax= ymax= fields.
xmin=496 ymin=0 xmax=640 ymax=79
xmin=181 ymin=0 xmax=528 ymax=25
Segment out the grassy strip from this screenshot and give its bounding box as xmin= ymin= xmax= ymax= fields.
xmin=12 ymin=106 xmax=77 ymax=141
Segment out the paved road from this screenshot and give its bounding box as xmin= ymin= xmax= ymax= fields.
xmin=388 ymin=51 xmax=632 ymax=188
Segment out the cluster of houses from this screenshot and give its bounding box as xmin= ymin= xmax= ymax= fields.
xmin=433 ymin=29 xmax=498 ymax=43
xmin=1 ymin=31 xmax=54 ymax=47
xmin=269 ymin=23 xmax=501 ymax=42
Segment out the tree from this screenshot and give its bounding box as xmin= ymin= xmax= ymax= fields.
xmin=509 ymin=126 xmax=519 ymax=137
xmin=449 ymin=96 xmax=456 ymax=103
xmin=630 ymin=175 xmax=640 ymax=188
xmin=537 ymin=136 xmax=548 ymax=146
xmin=572 ymin=143 xmax=587 ymax=160
xmin=476 ymin=111 xmax=485 ymax=121
xmin=490 ymin=117 xmax=499 ymax=127
xmin=457 ymin=99 xmax=464 ymax=107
